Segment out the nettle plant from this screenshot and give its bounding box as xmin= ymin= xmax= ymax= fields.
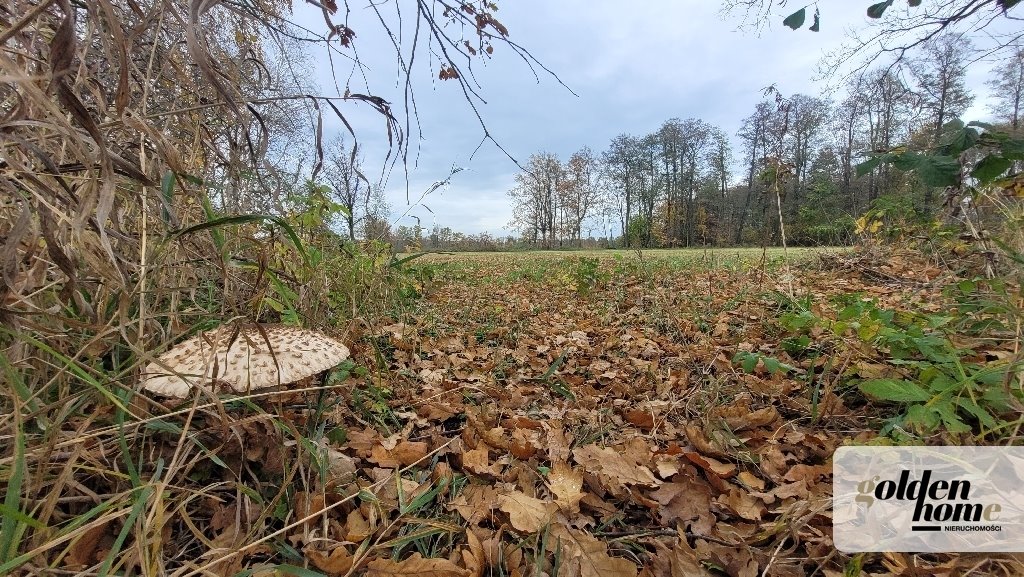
xmin=855 ymin=121 xmax=1024 ymax=255
xmin=745 ymin=290 xmax=1021 ymax=438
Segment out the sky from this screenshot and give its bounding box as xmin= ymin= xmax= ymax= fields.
xmin=289 ymin=1 xmax=1004 ymax=237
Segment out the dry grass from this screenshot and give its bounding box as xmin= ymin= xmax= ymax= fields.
xmin=0 ymin=1 xmax=520 ymax=573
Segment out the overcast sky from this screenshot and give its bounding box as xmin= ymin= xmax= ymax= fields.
xmin=291 ymin=1 xmax=1002 ymax=237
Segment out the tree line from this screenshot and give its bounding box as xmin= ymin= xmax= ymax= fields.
xmin=505 ymin=36 xmax=1024 ymax=249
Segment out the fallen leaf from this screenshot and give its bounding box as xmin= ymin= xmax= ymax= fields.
xmin=305 ymin=544 xmax=354 ymax=576
xmin=365 ymin=552 xmax=470 ymax=577
xmin=549 ymin=524 xmax=638 ymax=577
xmin=548 ymin=461 xmax=585 ymax=513
xmin=498 ymin=490 xmax=556 ymax=533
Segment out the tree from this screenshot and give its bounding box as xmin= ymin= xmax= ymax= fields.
xmin=861 ymin=69 xmax=917 ymax=203
xmin=603 ymin=135 xmax=642 ymax=246
xmin=361 ymin=186 xmax=392 ymax=242
xmin=785 ymin=95 xmax=830 ymax=220
xmin=912 ymin=34 xmax=975 ymax=142
xmin=562 ymin=147 xmax=602 ymax=246
xmin=987 ymin=47 xmax=1024 ymax=130
xmin=735 ymin=102 xmax=777 ymax=243
xmin=708 ymin=127 xmax=733 ymax=241
xmin=508 ymin=153 xmax=563 ymax=248
xmin=323 ymin=137 xmax=368 ymax=241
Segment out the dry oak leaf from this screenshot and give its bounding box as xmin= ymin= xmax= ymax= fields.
xmin=391 ymin=440 xmax=429 ymax=466
xmin=684 ymin=452 xmax=737 ymax=479
xmin=65 ymin=520 xmax=111 ymax=569
xmin=365 ymin=552 xmax=470 ymax=577
xmin=643 ymin=534 xmax=713 ymax=577
xmin=543 ymin=420 xmax=572 ymax=462
xmin=345 ymin=508 xmax=373 ymax=541
xmin=461 ymin=527 xmax=486 ymax=577
xmin=549 ymin=524 xmax=638 ymax=577
xmin=736 ymin=471 xmax=765 ymax=492
xmin=461 ymin=445 xmax=503 ymax=478
xmin=498 ymin=490 xmax=557 ymax=533
xmin=548 ymin=461 xmax=585 ymax=513
xmin=305 ymin=544 xmax=354 ymax=576
xmin=650 ymin=478 xmax=715 ymax=533
xmin=694 ymin=540 xmax=758 ymax=577
xmin=717 ymin=486 xmax=765 ymax=521
xmin=572 ymin=444 xmax=659 ymax=495
xmin=683 ymin=425 xmax=727 ymax=459
xmin=448 ymin=484 xmax=499 ymax=525
xmin=624 ymin=408 xmax=656 ymax=430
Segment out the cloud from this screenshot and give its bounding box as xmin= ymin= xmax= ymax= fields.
xmin=290 ymin=1 xmax=1006 ymax=236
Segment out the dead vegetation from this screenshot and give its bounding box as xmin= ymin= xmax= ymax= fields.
xmin=2 ymin=0 xmax=1023 ymax=575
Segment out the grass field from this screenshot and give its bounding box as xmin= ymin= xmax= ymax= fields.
xmin=418 ymin=245 xmax=846 ymax=262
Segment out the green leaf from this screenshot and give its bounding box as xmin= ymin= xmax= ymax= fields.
xmin=809 ymin=8 xmax=820 ymax=31
xmin=389 ymin=250 xmax=431 ymax=269
xmin=160 ymin=170 xmax=176 ymax=226
xmin=867 ymin=0 xmax=895 ymax=18
xmin=932 ymin=400 xmax=971 ymax=433
xmin=972 ymin=155 xmax=1012 ymax=184
xmin=169 ymin=214 xmax=309 ymax=265
xmin=942 ymin=125 xmax=979 ymax=156
xmin=908 ymin=0 xmax=922 ymax=6
xmin=897 ymin=154 xmax=960 ymax=187
xmin=783 ymin=8 xmax=806 ymax=29
xmin=997 ymin=135 xmax=1024 ymax=158
xmin=860 ymin=378 xmax=932 ymax=402
xmin=855 ymin=155 xmax=886 ymax=177
xmin=998 ymin=0 xmax=1021 ymax=10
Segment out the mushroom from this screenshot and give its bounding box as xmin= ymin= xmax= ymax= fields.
xmin=141 ymin=324 xmax=350 ymax=398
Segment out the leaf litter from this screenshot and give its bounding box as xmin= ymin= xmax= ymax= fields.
xmin=48 ymin=250 xmax=1024 ymax=576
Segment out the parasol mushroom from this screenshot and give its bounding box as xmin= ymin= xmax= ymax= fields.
xmin=141 ymin=324 xmax=350 ymax=398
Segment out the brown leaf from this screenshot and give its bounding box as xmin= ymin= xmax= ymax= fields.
xmin=392 ymin=440 xmax=429 ymax=466
xmin=548 ymin=461 xmax=585 ymax=513
xmin=461 ymin=528 xmax=486 ymax=577
xmin=365 ymin=552 xmax=470 ymax=577
xmin=625 ymin=408 xmax=655 ymax=430
xmin=549 ymin=525 xmax=638 ymax=577
xmin=572 ymin=444 xmax=659 ymax=495
xmin=305 ymin=544 xmax=354 ymax=576
xmin=683 ymin=426 xmax=726 ymax=459
xmin=448 ymin=485 xmax=499 ymax=525
xmin=498 ymin=490 xmax=556 ymax=533
xmin=65 ymin=520 xmax=111 ymax=569
xmin=684 ymin=452 xmax=737 ymax=479
xmin=717 ymin=486 xmax=765 ymax=521
xmin=345 ymin=508 xmax=372 ymax=541
xmin=650 ymin=478 xmax=715 ymax=534
xmin=461 ymin=445 xmax=503 ymax=478
xmin=736 ymin=471 xmax=765 ymax=492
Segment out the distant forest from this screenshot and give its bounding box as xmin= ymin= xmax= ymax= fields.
xmin=386 ymin=37 xmax=1022 ymax=252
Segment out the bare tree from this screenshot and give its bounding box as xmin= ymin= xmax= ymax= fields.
xmin=603 ymin=135 xmax=641 ymax=246
xmin=912 ymin=34 xmax=975 ymax=141
xmin=987 ymin=46 xmax=1024 ymax=130
xmin=323 ymin=136 xmax=367 ymax=241
xmin=562 ymin=147 xmax=602 ymax=246
xmin=508 ymin=153 xmax=563 ymax=248
xmin=786 ymin=94 xmax=831 ymax=219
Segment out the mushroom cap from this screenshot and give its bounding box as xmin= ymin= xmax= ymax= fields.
xmin=142 ymin=324 xmax=350 ymax=398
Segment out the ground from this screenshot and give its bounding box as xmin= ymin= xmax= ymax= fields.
xmin=298 ymin=246 xmax=1018 ymax=577
xmin=44 ymin=247 xmax=1022 ymax=577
